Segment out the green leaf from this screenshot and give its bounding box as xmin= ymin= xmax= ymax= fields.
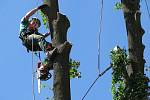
xmin=114 ymin=2 xmax=123 ymax=10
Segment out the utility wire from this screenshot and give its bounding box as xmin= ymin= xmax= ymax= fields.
xmin=81 ymin=65 xmax=112 ymax=100
xmin=81 ymin=0 xmax=105 ymax=99
xmin=97 ymin=0 xmax=104 ymax=74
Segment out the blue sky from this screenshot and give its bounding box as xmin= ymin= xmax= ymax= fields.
xmin=0 ymin=0 xmax=150 ymax=100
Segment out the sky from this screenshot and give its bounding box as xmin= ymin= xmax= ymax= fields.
xmin=0 ymin=0 xmax=150 ymax=100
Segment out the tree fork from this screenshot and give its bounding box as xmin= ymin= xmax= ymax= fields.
xmin=42 ymin=0 xmax=72 ymax=100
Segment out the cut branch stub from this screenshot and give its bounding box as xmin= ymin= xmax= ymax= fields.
xmin=51 ymin=12 xmax=71 ymax=100
xmin=52 ymin=13 xmax=70 ymax=47
xmin=42 ymin=0 xmax=72 ymax=100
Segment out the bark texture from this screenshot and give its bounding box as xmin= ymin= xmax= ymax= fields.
xmin=121 ymin=0 xmax=145 ymax=76
xmin=121 ymin=0 xmax=148 ymax=99
xmin=52 ymin=13 xmax=71 ymax=100
xmin=42 ymin=0 xmax=72 ymax=100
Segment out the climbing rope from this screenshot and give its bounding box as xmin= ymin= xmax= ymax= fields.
xmin=32 ymin=36 xmax=36 ymax=100
xmin=31 ymin=1 xmax=41 ymax=100
xmin=97 ymin=0 xmax=104 ymax=74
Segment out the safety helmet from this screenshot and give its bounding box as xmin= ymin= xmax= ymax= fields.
xmin=30 ymin=17 xmax=41 ymax=27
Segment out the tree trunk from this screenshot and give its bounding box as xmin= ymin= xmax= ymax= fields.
xmin=52 ymin=13 xmax=72 ymax=100
xmin=121 ymin=0 xmax=148 ymax=99
xmin=121 ymin=0 xmax=145 ymax=76
xmin=42 ymin=0 xmax=72 ymax=100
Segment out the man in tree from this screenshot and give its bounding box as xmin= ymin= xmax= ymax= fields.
xmin=19 ymin=4 xmax=57 ymax=80
xmin=19 ymin=4 xmax=53 ymax=52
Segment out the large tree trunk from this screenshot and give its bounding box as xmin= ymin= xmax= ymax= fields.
xmin=121 ymin=0 xmax=145 ymax=76
xmin=52 ymin=13 xmax=71 ymax=100
xmin=121 ymin=0 xmax=148 ymax=99
xmin=42 ymin=0 xmax=71 ymax=100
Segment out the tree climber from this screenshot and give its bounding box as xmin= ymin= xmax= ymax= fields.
xmin=19 ymin=4 xmax=53 ymax=52
xmin=19 ymin=4 xmax=57 ymax=80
